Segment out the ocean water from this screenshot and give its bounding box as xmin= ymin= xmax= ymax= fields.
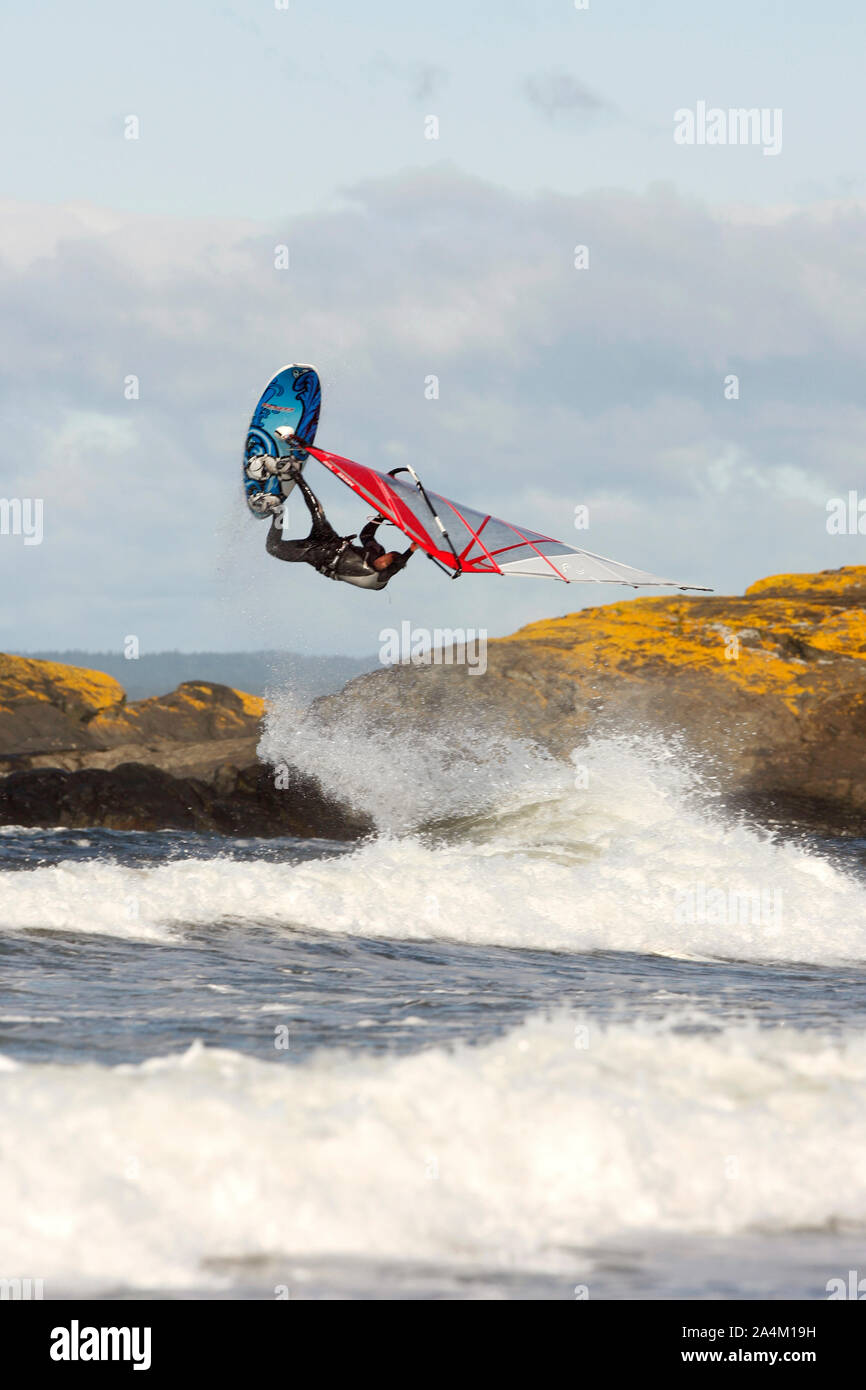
xmin=2 ymin=716 xmax=866 ymax=1301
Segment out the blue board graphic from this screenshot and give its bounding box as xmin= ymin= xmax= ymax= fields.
xmin=243 ymin=363 xmax=322 ymax=517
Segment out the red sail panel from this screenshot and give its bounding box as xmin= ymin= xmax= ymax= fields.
xmin=304 ymin=443 xmax=568 ymax=577
xmin=303 ymin=443 xmax=441 ymax=550
xmin=303 ymin=442 xmax=711 ymax=589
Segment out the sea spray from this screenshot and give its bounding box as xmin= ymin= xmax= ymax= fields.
xmin=2 ymin=733 xmax=864 ymax=965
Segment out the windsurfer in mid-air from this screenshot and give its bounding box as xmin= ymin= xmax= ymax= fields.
xmin=244 ymin=370 xmax=711 ymax=592
xmin=250 ymin=438 xmax=418 ymax=591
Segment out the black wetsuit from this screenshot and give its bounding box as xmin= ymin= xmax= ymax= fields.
xmin=266 ymin=470 xmax=414 ymax=590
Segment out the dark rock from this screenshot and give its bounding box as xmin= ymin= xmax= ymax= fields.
xmin=0 ymin=762 xmax=372 ymax=840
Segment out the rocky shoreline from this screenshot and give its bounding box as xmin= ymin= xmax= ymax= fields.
xmin=0 ymin=760 xmax=371 ymax=839
xmin=2 ymin=565 xmax=866 ymax=841
xmin=0 ymin=657 xmax=370 ymax=840
xmin=309 ymin=565 xmax=866 ymax=840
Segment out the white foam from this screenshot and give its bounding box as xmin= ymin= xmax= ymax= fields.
xmin=2 ymin=734 xmax=865 ymax=963
xmin=3 ymin=1014 xmax=866 ymax=1290
xmin=0 ymin=861 xmax=178 ymax=941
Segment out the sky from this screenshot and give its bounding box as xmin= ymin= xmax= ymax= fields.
xmin=1 ymin=0 xmax=865 ymax=656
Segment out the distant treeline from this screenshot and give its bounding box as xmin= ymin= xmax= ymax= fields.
xmin=17 ymin=650 xmax=377 ymax=703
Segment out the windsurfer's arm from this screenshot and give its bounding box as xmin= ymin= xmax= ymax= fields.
xmin=384 ymin=541 xmax=419 ymax=575
xmin=360 ymin=512 xmax=419 ymax=553
xmin=359 ymin=515 xmax=386 ymax=547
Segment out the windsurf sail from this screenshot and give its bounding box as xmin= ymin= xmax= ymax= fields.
xmin=302 ymin=441 xmax=711 ymax=590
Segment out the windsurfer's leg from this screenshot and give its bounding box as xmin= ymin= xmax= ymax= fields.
xmin=290 ymin=471 xmax=341 ymax=544
xmin=265 ymin=515 xmax=312 ymax=563
xmin=291 ymin=471 xmax=325 ymax=521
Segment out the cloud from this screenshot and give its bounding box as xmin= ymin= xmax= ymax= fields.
xmin=1 ymin=171 xmax=865 ymax=654
xmin=365 ymin=53 xmax=448 ymax=104
xmin=523 ymin=70 xmax=612 ymax=122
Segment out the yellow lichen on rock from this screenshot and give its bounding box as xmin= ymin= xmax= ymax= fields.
xmin=495 ymin=568 xmax=866 ymax=715
xmin=233 ymin=689 xmax=266 ymax=720
xmin=745 ymin=566 xmax=866 ymax=600
xmin=0 ymin=655 xmax=264 ymax=756
xmin=0 ymin=653 xmax=126 ymax=717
